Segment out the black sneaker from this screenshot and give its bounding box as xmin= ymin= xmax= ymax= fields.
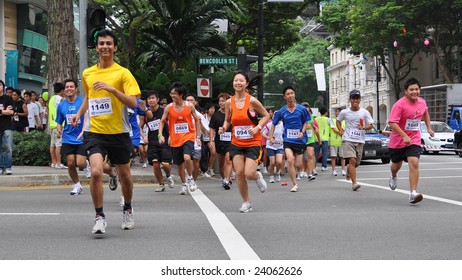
xmin=109 ymin=175 xmax=118 ymax=191
xmin=222 ymin=181 xmax=231 ymax=190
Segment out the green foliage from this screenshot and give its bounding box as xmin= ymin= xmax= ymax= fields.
xmin=12 ymin=131 xmax=51 ymax=166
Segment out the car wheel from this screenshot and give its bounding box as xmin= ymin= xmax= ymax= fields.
xmin=381 ymin=157 xmax=390 ymax=164
xmin=421 ymin=141 xmax=429 ymax=154
xmin=433 ymin=151 xmax=440 ymax=154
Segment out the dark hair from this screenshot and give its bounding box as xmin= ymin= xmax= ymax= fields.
xmin=234 ymin=70 xmax=249 ymax=83
xmin=24 ymin=91 xmax=32 ymax=97
xmin=169 ymin=82 xmax=187 ymax=96
xmin=282 ymin=86 xmax=296 ymax=95
xmin=204 ymin=103 xmax=215 ymax=111
xmin=218 ymin=92 xmax=230 ymax=100
xmin=404 ymin=77 xmax=421 ymax=90
xmin=63 ymin=78 xmax=78 ymax=88
xmin=53 ymin=82 xmax=65 ymax=93
xmin=0 ymin=80 xmax=5 ymax=88
xmin=146 ymin=90 xmax=159 ymax=99
xmin=184 ymin=93 xmax=197 ymax=101
xmin=96 ymin=29 xmax=118 ymax=47
xmin=319 ymin=107 xmax=327 ymax=115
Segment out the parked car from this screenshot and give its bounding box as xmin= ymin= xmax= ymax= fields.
xmin=383 ymin=121 xmax=456 ymax=154
xmin=363 ymin=126 xmax=390 ymax=163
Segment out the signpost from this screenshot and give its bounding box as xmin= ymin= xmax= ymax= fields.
xmin=197 ymin=78 xmax=211 ymax=98
xmin=198 ymin=57 xmax=237 ymax=65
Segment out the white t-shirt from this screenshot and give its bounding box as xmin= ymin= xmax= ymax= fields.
xmin=337 ymin=107 xmax=374 ymax=144
xmin=263 ymin=121 xmax=284 ymax=150
xmin=201 ymin=114 xmax=211 ymax=142
xmin=192 ymin=111 xmax=204 ymax=150
xmin=27 ymin=103 xmax=39 ymax=128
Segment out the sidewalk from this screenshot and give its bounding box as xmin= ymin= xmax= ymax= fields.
xmin=1 ymin=161 xmax=162 ymax=187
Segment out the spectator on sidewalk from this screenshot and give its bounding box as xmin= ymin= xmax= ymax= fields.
xmin=24 ymin=91 xmax=42 ymax=132
xmin=0 ymin=80 xmax=14 ymax=175
xmin=48 ymin=83 xmax=66 ymax=169
xmin=11 ymin=89 xmax=29 ymax=132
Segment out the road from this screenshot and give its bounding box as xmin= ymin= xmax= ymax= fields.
xmin=1 ymin=153 xmax=461 ymax=278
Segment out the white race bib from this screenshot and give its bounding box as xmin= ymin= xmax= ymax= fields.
xmin=349 ymin=129 xmax=362 ymax=139
xmin=148 ymin=119 xmax=160 ymax=131
xmin=66 ymin=114 xmax=80 ymax=125
xmin=234 ymin=125 xmax=252 ymax=139
xmin=89 ymin=97 xmax=112 ymax=117
xmin=306 ymin=129 xmax=313 ymax=137
xmin=220 ymin=132 xmax=232 ymax=142
xmin=405 ymin=119 xmax=420 ymax=131
xmin=174 ymin=123 xmax=189 ymax=134
xmin=287 ymin=129 xmax=300 ymax=139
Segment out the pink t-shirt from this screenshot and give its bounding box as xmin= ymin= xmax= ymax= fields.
xmin=388 ymin=96 xmax=428 ymax=148
xmin=261 ymin=119 xmax=272 ymax=145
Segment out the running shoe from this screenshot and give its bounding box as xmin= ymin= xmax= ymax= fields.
xmin=313 ymin=169 xmax=318 ymax=176
xmin=256 ymin=171 xmax=267 ymax=193
xmin=122 ymin=209 xmax=135 ymax=230
xmin=239 ymin=202 xmax=253 ymax=213
xmin=188 ymin=179 xmax=197 ymax=192
xmin=307 ymin=175 xmax=316 ymax=181
xmin=207 ymin=169 xmax=215 ymax=177
xmin=332 ymin=170 xmax=338 ymax=176
xmin=409 ymin=192 xmax=423 ymax=204
xmin=276 ymin=173 xmax=281 ymax=182
xmin=92 ymin=215 xmax=107 ymax=234
xmin=56 ymin=164 xmax=68 ymax=169
xmin=290 ymin=184 xmax=299 ymax=192
xmin=179 ymin=184 xmax=188 ymax=195
xmin=342 ymin=170 xmax=346 ymax=176
xmin=155 ymin=184 xmax=165 ymax=192
xmin=352 ymin=184 xmax=361 ymax=191
xmin=222 ymin=180 xmax=231 ymax=190
xmin=109 ymin=175 xmax=118 ymax=191
xmin=389 ymin=175 xmax=397 ymax=190
xmin=269 ymin=176 xmax=275 ymax=183
xmin=202 ymin=171 xmax=211 ymax=178
xmin=5 ymin=168 xmax=12 ymax=175
xmin=119 ymin=196 xmax=125 ymax=207
xmin=84 ymin=161 xmax=91 ymax=178
xmin=142 ymin=162 xmax=147 ymax=168
xmin=321 ymin=166 xmax=327 ymax=171
xmin=70 ymin=184 xmax=83 ymax=195
xmin=166 ymin=175 xmax=175 ymax=188
xmin=296 ymin=172 xmax=301 ymax=180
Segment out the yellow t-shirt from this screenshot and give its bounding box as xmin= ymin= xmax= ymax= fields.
xmin=82 ymin=63 xmax=140 ymax=134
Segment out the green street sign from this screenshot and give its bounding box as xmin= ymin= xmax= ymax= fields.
xmin=198 ymin=57 xmax=237 ymax=65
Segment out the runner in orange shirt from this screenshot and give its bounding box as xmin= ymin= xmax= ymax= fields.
xmin=219 ymin=71 xmax=270 ymax=212
xmin=158 ymin=82 xmax=202 ymax=195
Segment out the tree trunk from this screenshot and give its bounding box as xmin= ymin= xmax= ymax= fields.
xmin=47 ymin=0 xmax=77 ymax=97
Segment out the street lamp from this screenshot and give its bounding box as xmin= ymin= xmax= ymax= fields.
xmin=376 ymin=57 xmax=381 ymax=130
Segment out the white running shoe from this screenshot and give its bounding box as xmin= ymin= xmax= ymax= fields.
xmin=92 ymin=216 xmax=107 ymax=234
xmin=142 ymin=162 xmax=147 ymax=168
xmin=313 ymin=169 xmax=318 ymax=176
xmin=122 ymin=209 xmax=134 ymax=230
xmin=188 ymin=179 xmax=197 ymax=192
xmin=239 ymin=202 xmax=253 ymax=213
xmin=256 ymin=171 xmax=267 ymax=193
xmin=262 ymin=167 xmax=268 ymax=174
xmin=207 ymin=169 xmax=215 ymax=177
xmin=202 ymin=171 xmax=211 ymax=178
xmin=296 ymin=172 xmax=301 ymax=180
xmin=409 ymin=192 xmax=423 ymax=204
xmin=56 ymin=163 xmax=68 ymax=169
xmin=332 ymin=170 xmax=338 ymax=176
xmin=321 ymin=166 xmax=327 ymax=171
xmin=290 ymin=184 xmax=299 ymax=192
xmin=155 ymin=184 xmax=165 ymax=192
xmin=342 ymin=170 xmax=346 ymax=176
xmin=389 ymin=175 xmax=397 ymax=190
xmin=84 ymin=160 xmax=91 ymax=178
xmin=70 ymin=184 xmax=83 ymax=195
xmin=231 ymin=171 xmax=236 ymax=181
xmin=276 ymin=173 xmax=281 ymax=182
xmin=166 ymin=175 xmax=175 ymax=188
xmin=269 ymin=176 xmax=275 ymax=183
xmin=179 ymin=184 xmax=188 ymax=195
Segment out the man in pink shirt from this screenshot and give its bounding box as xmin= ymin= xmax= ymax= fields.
xmin=388 ymin=77 xmax=434 ymax=204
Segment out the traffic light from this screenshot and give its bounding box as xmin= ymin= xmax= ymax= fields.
xmin=237 ymin=53 xmax=258 ymax=72
xmin=87 ymin=8 xmax=106 ymax=48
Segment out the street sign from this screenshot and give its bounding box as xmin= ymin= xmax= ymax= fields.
xmin=197 ymin=78 xmax=211 ymax=98
xmin=198 ymin=57 xmax=237 ymax=65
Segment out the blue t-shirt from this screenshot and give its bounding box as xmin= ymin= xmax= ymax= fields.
xmin=55 ymin=96 xmax=85 ymax=145
xmin=272 ymin=104 xmax=311 ymax=145
xmin=128 ymin=98 xmax=145 ymax=148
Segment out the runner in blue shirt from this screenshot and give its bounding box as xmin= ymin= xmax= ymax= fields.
xmin=56 ymin=79 xmax=90 ymax=195
xmin=270 ymin=86 xmax=310 ymax=192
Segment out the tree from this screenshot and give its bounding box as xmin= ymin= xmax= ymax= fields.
xmin=264 ymin=36 xmax=330 ymax=108
xmin=320 ymin=0 xmax=462 ymax=99
xmin=47 ymin=0 xmax=77 ymax=94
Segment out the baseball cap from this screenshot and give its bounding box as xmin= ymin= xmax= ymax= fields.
xmin=349 ymin=89 xmax=361 ymax=98
xmin=301 ymin=102 xmax=310 ymax=107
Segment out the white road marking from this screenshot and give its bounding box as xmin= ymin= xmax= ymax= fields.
xmin=189 ymin=189 xmax=260 ymax=260
xmin=356 ymin=175 xmax=462 ymax=181
xmin=339 ymin=180 xmax=462 ymax=207
xmin=0 ymin=213 xmax=60 ymax=215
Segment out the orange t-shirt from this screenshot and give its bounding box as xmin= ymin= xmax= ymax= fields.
xmin=167 ymin=101 xmax=196 ymax=147
xmin=231 ymin=94 xmax=261 ymax=148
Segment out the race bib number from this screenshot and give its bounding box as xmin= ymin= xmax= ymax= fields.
xmin=66 ymin=114 xmax=80 ymax=125
xmin=220 ymin=132 xmax=232 ymax=142
xmin=306 ymin=129 xmax=313 ymax=137
xmin=349 ymin=129 xmax=362 ymax=139
xmin=287 ymin=129 xmax=300 ymax=139
xmin=89 ymin=97 xmax=112 ymax=117
xmin=405 ymin=119 xmax=420 ymax=131
xmin=234 ymin=126 xmax=252 ymax=139
xmin=148 ymin=119 xmax=160 ymax=131
xmin=174 ymin=123 xmax=189 ymax=134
